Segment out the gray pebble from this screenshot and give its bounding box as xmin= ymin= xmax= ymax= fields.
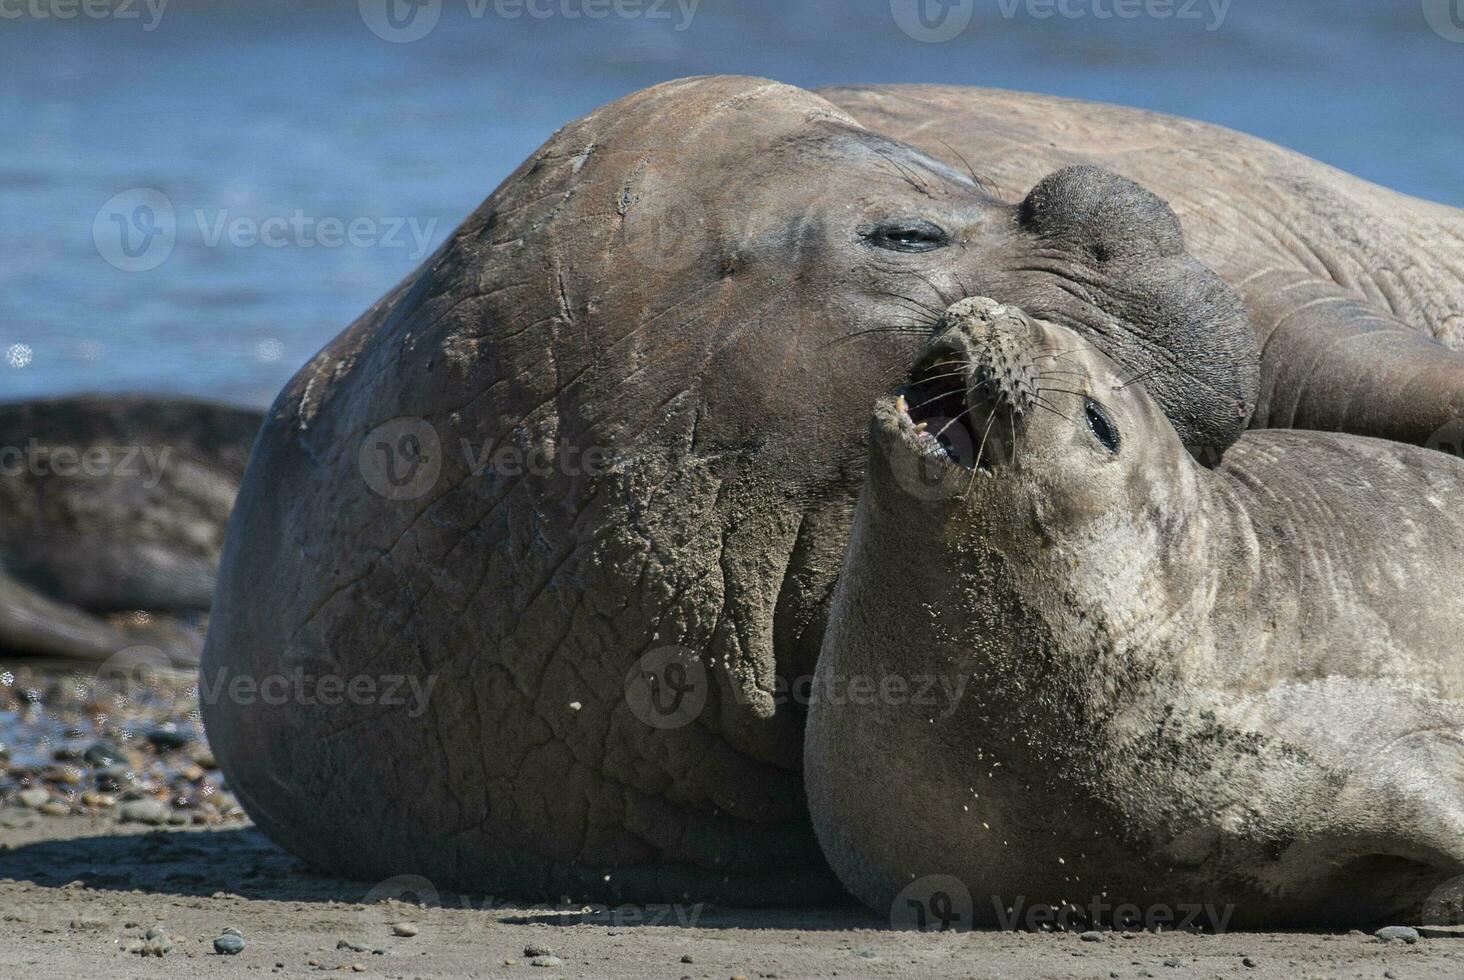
xmin=140 ymin=924 xmax=173 ymax=956
xmin=1080 ymin=930 xmax=1104 ymax=942
xmin=391 ymin=921 xmax=418 ymax=937
xmin=1243 ymin=956 xmax=1258 ymax=968
xmin=523 ymin=942 xmax=554 ymax=957
xmin=16 ymin=787 xmax=49 ymax=808
xmin=530 ymin=955 xmax=564 ymax=967
xmin=214 ymin=933 xmax=246 ymax=955
xmin=1374 ymin=925 xmax=1420 ymax=944
xmin=83 ymin=742 xmax=119 ymax=767
xmin=146 ymin=725 xmax=194 ymax=750
xmin=119 ymin=799 xmax=168 ymax=825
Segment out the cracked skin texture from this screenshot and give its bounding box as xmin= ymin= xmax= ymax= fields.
xmin=202 ymin=77 xmax=1464 ymax=905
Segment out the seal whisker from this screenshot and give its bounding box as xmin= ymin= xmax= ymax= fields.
xmin=1009 ymin=405 xmax=1019 ymax=465
xmin=1030 ymin=395 xmax=1075 ymax=424
xmin=971 ymin=404 xmax=1001 ymax=477
xmin=936 ymin=138 xmax=994 ymax=196
xmin=824 ymin=325 xmax=932 ymax=349
xmin=935 ymin=403 xmax=980 ymax=441
xmin=869 ymin=289 xmax=945 ymax=320
xmin=872 ymin=151 xmax=932 ymax=198
xmin=909 ymin=376 xmax=976 ymax=414
xmin=1113 ymin=366 xmax=1163 ymax=390
xmin=892 ymin=269 xmax=955 ymax=309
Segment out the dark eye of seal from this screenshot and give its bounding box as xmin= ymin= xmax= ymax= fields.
xmin=865 ymin=219 xmax=949 ymax=253
xmin=1085 ymin=397 xmax=1121 ymax=453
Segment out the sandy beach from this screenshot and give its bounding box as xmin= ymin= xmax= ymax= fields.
xmin=1 ymin=810 xmax=1462 ymax=979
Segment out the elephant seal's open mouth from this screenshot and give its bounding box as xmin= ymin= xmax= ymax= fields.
xmin=884 ymin=297 xmax=1045 ymax=474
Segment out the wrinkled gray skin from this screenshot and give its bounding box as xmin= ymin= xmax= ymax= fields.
xmin=203 ymin=77 xmax=1463 ymax=905
xmin=0 ymin=396 xmax=262 ymax=665
xmin=806 ymin=298 xmax=1464 ymax=928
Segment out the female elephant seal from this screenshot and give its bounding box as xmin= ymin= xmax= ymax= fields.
xmin=805 ymin=298 xmax=1464 ymax=927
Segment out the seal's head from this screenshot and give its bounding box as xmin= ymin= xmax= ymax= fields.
xmin=873 ymin=296 xmax=1203 ymax=549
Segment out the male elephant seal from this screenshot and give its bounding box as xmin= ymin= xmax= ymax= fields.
xmin=806 ymin=298 xmax=1464 ymax=927
xmin=0 ymin=396 xmax=263 ymax=664
xmin=203 ymin=76 xmax=1461 ymax=905
xmin=819 ymin=84 xmax=1464 ymax=450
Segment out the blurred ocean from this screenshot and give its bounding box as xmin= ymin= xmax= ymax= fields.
xmin=2 ymin=0 xmax=1461 ymax=407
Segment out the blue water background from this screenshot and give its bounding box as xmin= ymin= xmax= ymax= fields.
xmin=2 ymin=0 xmax=1461 ymax=406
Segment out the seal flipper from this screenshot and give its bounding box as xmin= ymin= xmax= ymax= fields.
xmin=0 ymin=571 xmax=200 ymax=666
xmin=1241 ymin=267 xmax=1464 ymax=451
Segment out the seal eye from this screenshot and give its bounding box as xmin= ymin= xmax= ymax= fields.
xmin=1084 ymin=397 xmax=1121 ymax=454
xmin=866 ymin=219 xmax=949 ymax=253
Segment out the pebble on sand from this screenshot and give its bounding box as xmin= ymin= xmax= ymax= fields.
xmin=119 ymin=798 xmax=169 ymax=825
xmin=214 ymin=933 xmax=246 ymax=955
xmin=523 ymin=942 xmax=554 ymax=957
xmin=1079 ymin=930 xmax=1104 ymax=942
xmin=530 ymin=955 xmax=564 ymax=968
xmin=138 ymin=924 xmax=173 ymax=957
xmin=1374 ymin=925 xmax=1420 ymax=944
xmin=391 ymin=922 xmax=419 ymax=937
xmin=16 ymin=787 xmax=49 ymax=808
